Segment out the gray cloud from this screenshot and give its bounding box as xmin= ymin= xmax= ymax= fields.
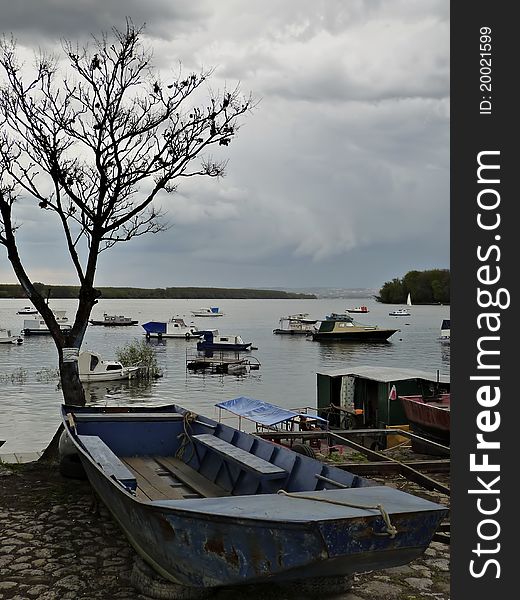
xmin=0 ymin=0 xmax=449 ymax=289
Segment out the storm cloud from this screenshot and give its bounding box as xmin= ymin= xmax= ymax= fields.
xmin=0 ymin=0 xmax=449 ymax=289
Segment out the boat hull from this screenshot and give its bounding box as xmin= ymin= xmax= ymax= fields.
xmin=313 ymin=329 xmax=398 ymax=342
xmin=399 ymin=395 xmax=450 ymax=445
xmin=62 ymin=404 xmax=446 ymax=590
xmin=90 ymin=321 xmax=138 ymax=326
xmin=273 ymin=329 xmax=313 ymax=335
xmin=197 ymin=342 xmax=252 ymax=351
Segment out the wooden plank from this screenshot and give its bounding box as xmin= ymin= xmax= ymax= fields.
xmin=192 ymin=434 xmax=286 ymax=478
xmin=79 ymin=435 xmax=137 ymax=491
xmin=156 ymin=457 xmax=230 ymax=498
xmin=123 ymin=457 xmax=185 ymax=500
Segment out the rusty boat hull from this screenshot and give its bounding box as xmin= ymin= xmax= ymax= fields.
xmin=62 ymin=404 xmax=447 ymax=589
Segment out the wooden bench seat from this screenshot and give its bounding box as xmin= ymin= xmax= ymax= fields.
xmin=74 ymin=412 xmax=184 ymax=422
xmin=78 ymin=435 xmax=137 ymax=492
xmin=192 ymin=434 xmax=287 ymax=479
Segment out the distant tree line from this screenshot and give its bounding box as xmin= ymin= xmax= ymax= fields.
xmin=376 ymin=269 xmax=450 ymax=304
xmin=0 ymin=283 xmax=315 ymax=300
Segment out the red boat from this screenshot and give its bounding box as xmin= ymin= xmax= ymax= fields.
xmin=347 ymin=305 xmax=369 ymax=313
xmin=399 ymin=393 xmax=450 ymax=447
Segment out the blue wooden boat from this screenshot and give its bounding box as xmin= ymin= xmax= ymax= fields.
xmin=61 ymin=403 xmax=447 ymax=591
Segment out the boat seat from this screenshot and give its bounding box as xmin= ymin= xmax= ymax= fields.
xmin=78 ymin=435 xmax=137 ymax=492
xmin=74 ymin=412 xmax=184 ymax=422
xmin=192 ymin=434 xmax=287 ymax=479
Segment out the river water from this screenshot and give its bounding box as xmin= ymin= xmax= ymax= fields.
xmin=0 ymin=297 xmax=450 ymax=453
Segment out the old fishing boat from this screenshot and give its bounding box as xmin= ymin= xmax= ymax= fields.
xmin=78 ymin=351 xmax=140 ymax=383
xmin=313 ymin=315 xmax=398 ymax=342
xmin=89 ymin=313 xmax=138 ymax=326
xmin=399 ymin=393 xmax=451 ymax=446
xmin=61 ymin=403 xmax=447 ymax=591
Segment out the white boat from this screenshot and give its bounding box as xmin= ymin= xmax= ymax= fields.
xmin=191 ymin=307 xmax=224 ymax=317
xmin=142 ymin=316 xmax=201 ymax=339
xmin=273 ymin=314 xmax=318 ymax=336
xmin=440 ymin=319 xmax=450 ymax=343
xmin=388 ymin=308 xmax=411 ymax=317
xmin=22 ymin=311 xmax=71 ymax=335
xmin=407 ymin=293 xmax=412 ymax=307
xmin=17 ymin=306 xmax=38 ymax=315
xmin=0 ymin=325 xmax=23 ymax=345
xmin=347 ymin=305 xmax=369 ymax=314
xmin=78 ymin=351 xmax=140 ymax=382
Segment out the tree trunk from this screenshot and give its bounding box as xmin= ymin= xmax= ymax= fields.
xmin=59 ymin=348 xmax=86 ymax=407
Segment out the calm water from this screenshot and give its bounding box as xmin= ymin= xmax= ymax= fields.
xmin=0 ymin=297 xmax=450 ymax=453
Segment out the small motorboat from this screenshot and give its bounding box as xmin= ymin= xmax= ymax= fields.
xmin=197 ymin=330 xmax=252 ymax=352
xmin=89 ymin=313 xmax=138 ymax=326
xmin=399 ymin=393 xmax=451 ymax=447
xmin=142 ymin=316 xmax=201 ymax=339
xmin=22 ymin=311 xmax=71 ymax=336
xmin=0 ymin=325 xmax=23 ymax=345
xmin=273 ymin=314 xmax=318 ymax=336
xmin=388 ymin=309 xmax=411 ymax=317
xmin=17 ymin=306 xmax=38 ymax=315
xmin=60 ymin=403 xmax=447 ymax=591
xmin=347 ymin=306 xmax=369 ymax=314
xmin=191 ymin=307 xmax=224 ymax=317
xmin=78 ymin=351 xmax=139 ymax=382
xmin=313 ymin=315 xmax=398 ymax=342
xmin=440 ymin=319 xmax=450 ymax=343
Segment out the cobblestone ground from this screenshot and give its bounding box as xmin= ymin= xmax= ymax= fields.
xmin=0 ymin=462 xmax=450 ymax=600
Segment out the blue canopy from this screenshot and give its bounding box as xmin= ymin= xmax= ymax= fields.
xmin=215 ymin=397 xmax=328 ymax=427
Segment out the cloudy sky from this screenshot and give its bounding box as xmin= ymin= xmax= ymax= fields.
xmin=0 ymin=0 xmax=449 ymax=290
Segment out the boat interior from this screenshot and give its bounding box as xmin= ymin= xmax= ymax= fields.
xmin=65 ymin=405 xmax=368 ymax=503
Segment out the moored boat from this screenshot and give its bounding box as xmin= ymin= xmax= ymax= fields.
xmin=273 ymin=313 xmax=318 ymax=335
xmin=60 ymin=403 xmax=447 ymax=591
xmin=78 ymin=351 xmax=140 ymax=382
xmin=440 ymin=319 xmax=450 ymax=343
xmin=0 ymin=325 xmax=23 ymax=345
xmin=16 ymin=306 xmax=38 ymax=315
xmin=191 ymin=307 xmax=224 ymax=317
xmin=22 ymin=311 xmax=71 ymax=336
xmin=313 ymin=315 xmax=398 ymax=342
xmin=196 ymin=330 xmax=252 ymax=351
xmin=347 ymin=306 xmax=369 ymax=314
xmin=399 ymin=393 xmax=451 ymax=447
xmin=389 ymin=308 xmax=410 ymax=317
xmin=89 ymin=313 xmax=138 ymax=326
xmin=142 ymin=316 xmax=201 ymax=339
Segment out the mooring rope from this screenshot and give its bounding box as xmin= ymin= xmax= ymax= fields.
xmin=175 ymin=411 xmax=198 ymax=462
xmin=276 ymin=489 xmax=398 ymax=538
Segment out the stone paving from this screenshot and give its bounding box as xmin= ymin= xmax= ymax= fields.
xmin=0 ymin=461 xmax=450 ymax=599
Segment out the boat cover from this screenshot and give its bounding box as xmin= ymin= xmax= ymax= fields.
xmin=216 ymin=396 xmax=328 ymax=427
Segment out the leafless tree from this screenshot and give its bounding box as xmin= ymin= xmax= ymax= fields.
xmin=0 ymin=21 xmax=253 ymax=405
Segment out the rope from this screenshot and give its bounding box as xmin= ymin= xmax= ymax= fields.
xmin=276 ymin=489 xmax=398 ymax=538
xmin=175 ymin=411 xmax=198 ymax=462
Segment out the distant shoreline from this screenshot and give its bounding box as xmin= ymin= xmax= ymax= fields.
xmin=0 ymin=283 xmax=316 ymax=300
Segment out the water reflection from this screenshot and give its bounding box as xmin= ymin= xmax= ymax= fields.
xmin=82 ymin=379 xmax=156 ymax=405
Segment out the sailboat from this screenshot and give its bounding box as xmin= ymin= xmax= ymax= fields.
xmin=407 ymin=293 xmax=412 ymax=307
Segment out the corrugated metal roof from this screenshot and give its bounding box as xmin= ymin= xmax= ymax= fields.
xmin=316 ymin=365 xmax=450 ymax=384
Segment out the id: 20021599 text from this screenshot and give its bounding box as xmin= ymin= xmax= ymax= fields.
xmin=480 ymin=26 xmax=492 ymax=115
